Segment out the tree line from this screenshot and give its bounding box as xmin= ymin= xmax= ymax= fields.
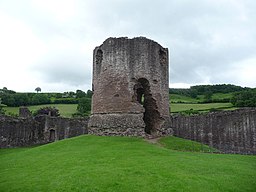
xmin=169 ymin=84 xmax=246 ymax=97
xmin=231 ymin=89 xmax=256 ymax=107
xmin=0 ymin=87 xmax=92 ymax=107
xmin=169 ymin=84 xmax=256 ymax=107
xmin=1 ymin=84 xmax=255 ymax=112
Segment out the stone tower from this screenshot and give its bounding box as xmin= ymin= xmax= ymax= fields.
xmin=88 ymin=37 xmax=170 ymax=136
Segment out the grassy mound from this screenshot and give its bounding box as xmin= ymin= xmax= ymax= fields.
xmin=0 ymin=135 xmax=255 ymax=191
xmin=159 ymin=136 xmax=219 ymax=153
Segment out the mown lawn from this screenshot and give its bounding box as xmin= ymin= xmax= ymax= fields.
xmin=4 ymin=104 xmax=77 ymax=117
xmin=0 ymin=135 xmax=255 ymax=192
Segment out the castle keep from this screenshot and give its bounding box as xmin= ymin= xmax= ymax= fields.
xmin=88 ymin=37 xmax=170 ymax=136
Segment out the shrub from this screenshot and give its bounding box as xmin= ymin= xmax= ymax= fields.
xmin=72 ymin=111 xmax=90 ymax=118
xmin=31 ymin=94 xmax=51 ymax=105
xmin=231 ymin=90 xmax=256 ymax=107
xmin=34 ymin=107 xmax=60 ymax=117
xmin=0 ymin=105 xmax=5 ymax=115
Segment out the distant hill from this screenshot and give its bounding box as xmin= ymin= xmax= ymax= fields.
xmin=169 ymin=84 xmax=256 ymax=106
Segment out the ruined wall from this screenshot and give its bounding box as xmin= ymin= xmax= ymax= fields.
xmin=89 ymin=37 xmax=170 ymax=136
xmin=1 ymin=109 xmax=255 ymax=154
xmin=0 ymin=115 xmax=89 ymax=148
xmin=170 ymin=108 xmax=256 ymax=154
xmin=0 ymin=115 xmax=44 ymax=147
xmin=43 ymin=116 xmax=88 ymax=142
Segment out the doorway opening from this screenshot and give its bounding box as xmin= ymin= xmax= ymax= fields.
xmin=49 ymin=129 xmax=56 ymax=142
xmin=134 ymin=78 xmax=161 ymax=134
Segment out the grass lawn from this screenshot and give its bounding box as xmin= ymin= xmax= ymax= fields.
xmin=159 ymin=136 xmax=219 ymax=153
xmin=4 ymin=104 xmax=77 ymax=117
xmin=170 ymin=102 xmax=235 ymax=113
xmin=0 ymin=135 xmax=255 ymax=192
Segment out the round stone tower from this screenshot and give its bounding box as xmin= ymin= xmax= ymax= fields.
xmin=88 ymin=37 xmax=170 ymax=136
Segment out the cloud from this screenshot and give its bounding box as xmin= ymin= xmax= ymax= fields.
xmin=0 ymin=0 xmax=256 ymax=92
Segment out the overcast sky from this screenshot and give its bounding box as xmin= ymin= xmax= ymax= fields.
xmin=0 ymin=0 xmax=255 ymax=92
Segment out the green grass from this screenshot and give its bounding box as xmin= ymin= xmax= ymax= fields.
xmin=0 ymin=135 xmax=255 ymax=191
xmin=170 ymin=94 xmax=202 ymax=103
xmin=2 ymin=92 xmax=236 ymax=117
xmin=159 ymin=136 xmax=219 ymax=153
xmin=211 ymin=92 xmax=234 ymax=100
xmin=170 ymin=103 xmax=234 ymax=113
xmin=169 ymin=93 xmax=237 ymax=113
xmin=4 ymin=102 xmax=237 ymax=117
xmin=170 ymin=93 xmax=233 ymax=104
xmin=4 ymin=104 xmax=77 ymax=117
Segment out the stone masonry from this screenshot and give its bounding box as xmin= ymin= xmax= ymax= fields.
xmin=1 ymin=108 xmax=256 ymax=154
xmin=88 ymin=37 xmax=171 ymax=136
xmin=0 ymin=114 xmax=89 ymax=148
xmin=170 ymin=108 xmax=256 ymax=154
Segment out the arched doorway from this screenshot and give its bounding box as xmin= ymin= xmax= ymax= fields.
xmin=134 ymin=78 xmax=161 ymax=134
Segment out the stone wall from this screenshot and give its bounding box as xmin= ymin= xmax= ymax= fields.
xmin=170 ymin=108 xmax=256 ymax=154
xmin=1 ymin=108 xmax=256 ymax=154
xmin=0 ymin=115 xmax=44 ymax=147
xmin=89 ymin=37 xmax=170 ymax=136
xmin=0 ymin=115 xmax=89 ymax=148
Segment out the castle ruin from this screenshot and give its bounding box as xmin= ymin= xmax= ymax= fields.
xmin=88 ymin=37 xmax=171 ymax=136
xmin=1 ymin=37 xmax=255 ymax=154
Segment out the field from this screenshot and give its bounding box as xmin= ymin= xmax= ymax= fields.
xmin=4 ymin=104 xmax=77 ymax=117
xmin=211 ymin=92 xmax=234 ymax=100
xmin=170 ymin=103 xmax=237 ymax=113
xmin=170 ymin=94 xmax=204 ymax=103
xmin=169 ymin=92 xmax=237 ymax=113
xmin=2 ymin=91 xmax=238 ymax=117
xmin=170 ymin=92 xmax=233 ymax=104
xmin=4 ymin=102 xmax=238 ymax=117
xmin=0 ymin=135 xmax=255 ymax=191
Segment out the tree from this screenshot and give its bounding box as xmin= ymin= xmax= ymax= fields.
xmin=13 ymin=93 xmax=30 ymax=106
xmin=189 ymin=90 xmax=198 ymax=98
xmin=204 ymin=91 xmax=213 ymax=103
xmin=76 ymin=90 xmax=86 ymax=98
xmin=231 ymin=90 xmax=256 ymax=107
xmin=0 ymin=98 xmax=5 ymax=115
xmin=0 ymin=105 xmax=5 ymax=115
xmin=0 ymin=93 xmax=15 ymax=106
xmin=86 ymin=90 xmax=93 ymax=98
xmin=77 ymin=98 xmax=91 ymax=113
xmin=35 ymin=87 xmax=41 ymax=93
xmin=31 ymin=94 xmax=50 ymax=105
xmin=0 ymin=87 xmax=16 ymax=94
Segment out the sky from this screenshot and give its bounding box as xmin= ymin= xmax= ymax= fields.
xmin=0 ymin=0 xmax=255 ymax=92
